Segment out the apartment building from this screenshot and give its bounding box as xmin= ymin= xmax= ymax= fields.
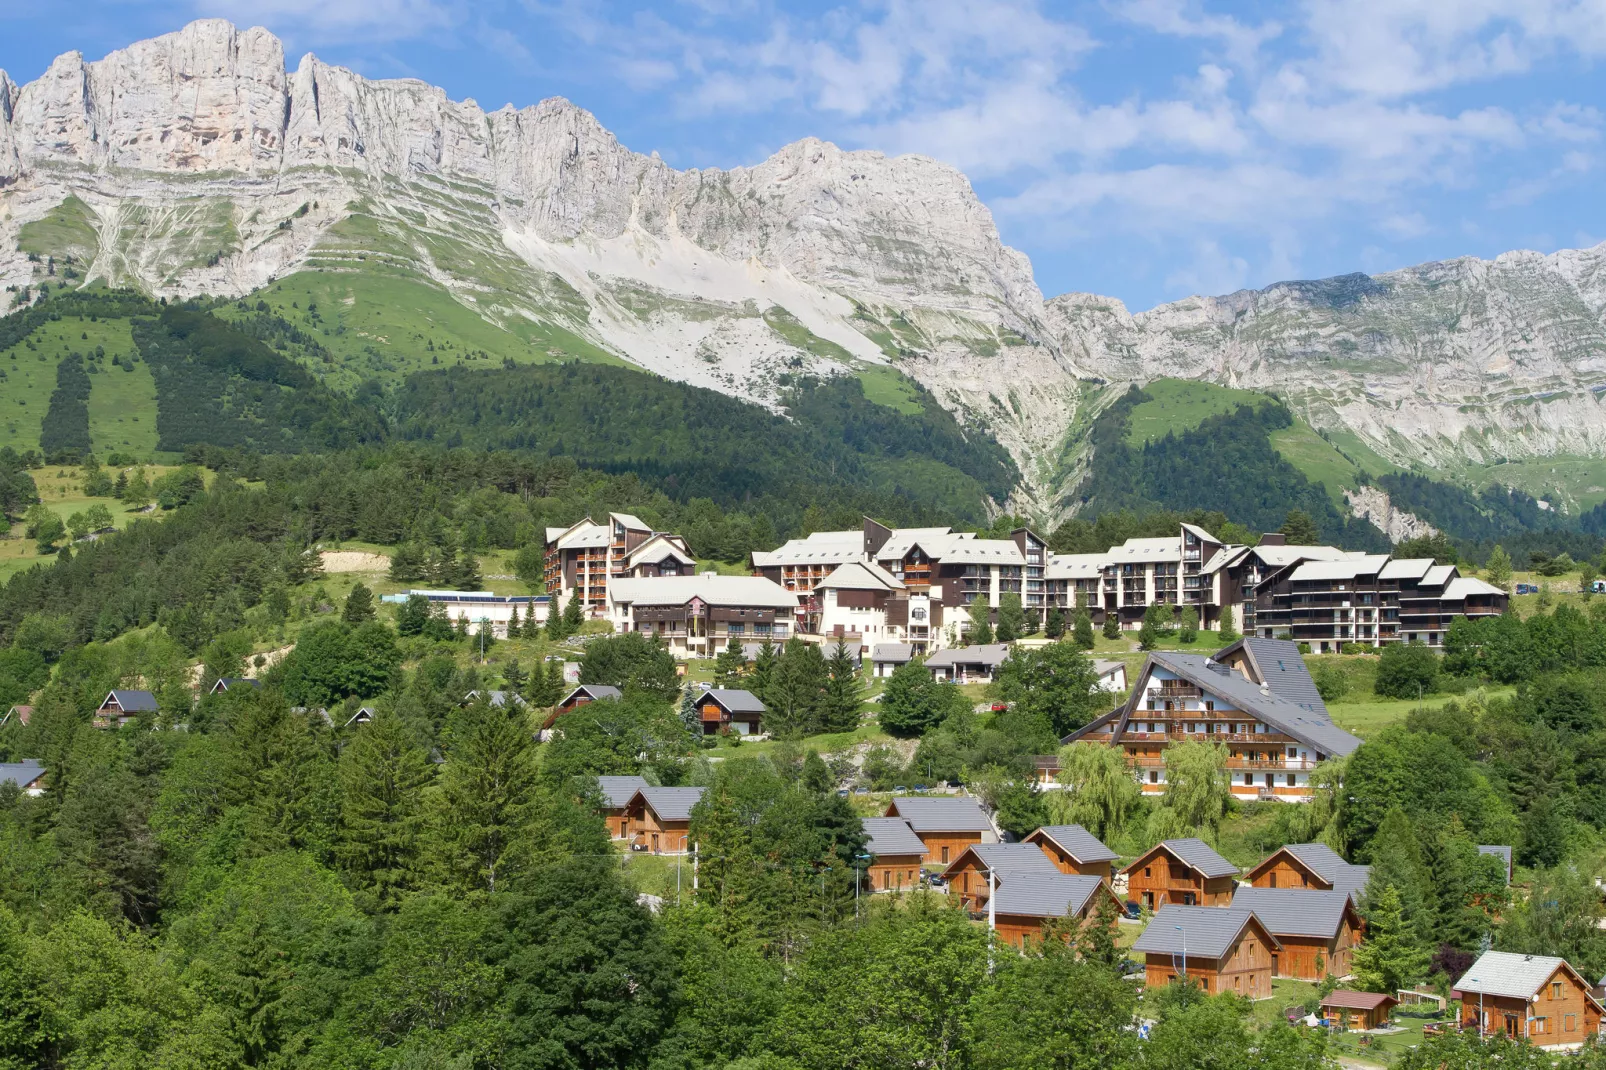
xmin=544 ymin=514 xmax=695 ymax=617
xmin=607 ymin=573 xmax=799 ymax=657
xmin=1066 ymin=638 xmax=1362 ymax=802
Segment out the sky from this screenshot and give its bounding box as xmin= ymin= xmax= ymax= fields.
xmin=4 ymin=1 xmax=1606 ymax=312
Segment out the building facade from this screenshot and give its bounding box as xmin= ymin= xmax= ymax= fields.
xmin=608 ymin=574 xmax=799 ymax=658
xmin=545 ymin=513 xmax=694 ymax=617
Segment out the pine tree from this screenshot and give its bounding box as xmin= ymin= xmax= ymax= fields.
xmin=820 ymin=638 xmax=864 ymax=734
xmin=546 ymin=595 xmax=568 ymax=640
xmin=503 ymin=658 xmax=528 ymax=694
xmin=1280 ymin=508 xmax=1321 ymax=545
xmin=1485 ymin=544 xmax=1513 ymax=593
xmin=1073 ymin=597 xmax=1095 ymax=650
xmin=1138 ymin=604 xmax=1159 ymax=651
xmin=457 ymin=552 xmax=483 ymax=589
xmin=1217 ymin=603 xmax=1239 ymax=643
xmin=714 ymin=637 xmax=748 ymax=688
xmin=996 ymin=592 xmax=1024 ymax=643
xmin=968 ymin=597 xmax=994 ymax=645
xmin=389 ymin=542 xmax=427 ymax=583
xmin=768 ymin=638 xmax=828 ymax=737
xmin=1102 ymin=609 xmax=1121 ymax=641
xmin=1365 ymin=806 xmax=1437 ymax=950
xmin=1178 ymin=604 xmax=1199 ymax=644
xmin=507 ymin=602 xmax=521 ymax=637
xmin=342 ymin=582 xmax=376 ymax=623
xmin=337 ymin=708 xmax=434 ymax=909
xmin=433 ymin=702 xmax=545 ymax=894
xmin=1352 ymin=884 xmax=1429 ymax=994
xmin=750 ymin=639 xmax=778 ymax=706
xmin=1044 ymin=604 xmax=1065 ymax=640
xmin=563 ymin=591 xmax=585 ymax=632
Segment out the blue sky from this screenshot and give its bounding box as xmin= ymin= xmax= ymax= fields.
xmin=5 ymin=1 xmax=1606 ymax=311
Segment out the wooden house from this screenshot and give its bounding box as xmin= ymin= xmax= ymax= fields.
xmin=940 ymin=843 xmax=1062 ymax=910
xmin=0 ymin=705 xmax=31 ymax=727
xmin=861 ymin=817 xmax=927 ymax=893
xmin=1320 ymin=991 xmax=1398 ymax=1031
xmin=1245 ymin=842 xmax=1371 ymax=903
xmin=1023 ymin=824 xmax=1118 ymax=884
xmin=463 ymin=689 xmax=528 ymax=710
xmin=624 ymin=786 xmax=705 ymax=854
xmin=0 ymin=759 xmax=46 ymax=796
xmin=95 ymin=689 xmax=158 ymax=728
xmin=208 ymin=678 xmax=260 ymax=695
xmin=1231 ymin=887 xmax=1363 ymax=980
xmin=597 ymin=775 xmax=649 ymax=839
xmin=884 ymin=796 xmax=996 ymax=865
xmin=1064 ymin=639 xmax=1361 ymax=802
xmin=607 ymin=575 xmax=799 ymax=658
xmin=689 ymin=688 xmax=766 ymax=736
xmin=543 ymin=684 xmax=623 ymax=730
xmin=343 ymin=706 xmax=376 ymax=728
xmin=1455 ymin=951 xmax=1605 ymax=1049
xmin=990 ymin=873 xmax=1124 ymax=950
xmin=1133 ymin=904 xmax=1279 ymax=998
xmin=1123 ymin=839 xmax=1240 ymax=909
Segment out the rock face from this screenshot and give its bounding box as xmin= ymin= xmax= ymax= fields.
xmin=3 ymin=19 xmax=1606 ymax=516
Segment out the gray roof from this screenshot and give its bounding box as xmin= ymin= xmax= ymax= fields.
xmin=1136 ymin=652 xmax=1361 ymax=758
xmin=211 ymin=677 xmax=260 ymax=692
xmin=563 ymin=684 xmax=622 ymax=704
xmin=0 ymin=759 xmax=45 ymax=789
xmin=1228 ymin=637 xmax=1329 ymax=716
xmin=1133 ymin=904 xmax=1278 ymax=959
xmin=1231 ymin=887 xmax=1354 ymax=938
xmin=1031 ymin=824 xmax=1117 ymax=864
xmin=1132 ymin=838 xmax=1239 ymax=879
xmin=466 ymin=689 xmax=528 ymax=708
xmin=1478 ymin=845 xmax=1513 ymax=878
xmin=1267 ymin=843 xmax=1372 ymax=902
xmin=105 ymin=689 xmax=158 ymax=712
xmin=692 ymin=688 xmax=766 ymax=714
xmin=992 ymin=873 xmax=1107 ymax=919
xmin=1455 ymin=951 xmax=1581 ymax=1001
xmin=861 ymin=817 xmax=928 ymax=857
xmin=597 ymin=775 xmax=650 ymax=808
xmin=634 ymin=786 xmax=706 ymax=822
xmin=887 ymin=795 xmax=992 ymax=833
xmin=923 ymin=644 xmax=1013 ymax=670
xmin=871 ymin=642 xmax=914 ymax=663
xmin=948 ymin=843 xmax=1061 ymax=878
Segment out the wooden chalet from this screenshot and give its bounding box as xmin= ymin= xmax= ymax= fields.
xmin=1246 ymin=842 xmax=1371 ymax=902
xmin=0 ymin=759 xmax=46 ymax=796
xmin=208 ymin=678 xmax=260 ymax=695
xmin=689 ymin=687 xmax=766 ymax=736
xmin=1231 ymin=887 xmax=1363 ymax=980
xmin=343 ymin=706 xmax=376 ymax=728
xmin=1123 ymin=838 xmax=1240 ymax=909
xmin=95 ymin=689 xmax=158 ymax=728
xmin=542 ymin=684 xmax=623 ymax=730
xmin=1133 ymin=904 xmax=1279 ymax=998
xmin=1022 ymin=824 xmax=1118 ymax=883
xmin=462 ymin=689 xmax=528 ymax=709
xmin=597 ymin=775 xmax=649 ymax=839
xmin=861 ymin=817 xmax=927 ymax=893
xmin=1065 ymin=638 xmax=1361 ymax=802
xmin=624 ymin=786 xmax=705 ymax=854
xmin=1455 ymin=951 xmax=1605 ymax=1049
xmin=883 ymin=795 xmax=996 ymax=865
xmin=1321 ymin=991 xmax=1398 ymax=1031
xmin=940 ymin=843 xmax=1062 ymax=910
xmin=990 ymin=873 xmax=1123 ymax=950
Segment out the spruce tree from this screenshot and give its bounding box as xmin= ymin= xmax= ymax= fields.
xmin=821 ymin=638 xmax=864 ymax=734
xmin=503 ymin=658 xmax=527 ymax=694
xmin=1352 ymin=884 xmax=1429 ymax=994
xmin=768 ymin=638 xmax=828 ymax=737
xmin=996 ymin=593 xmax=1024 ymax=643
xmin=968 ymin=597 xmax=994 ymax=645
xmin=1102 ymin=609 xmax=1121 ymax=641
xmin=337 ymin=708 xmax=434 ymax=909
xmin=713 ymin=637 xmax=748 ymax=688
xmin=1484 ymin=545 xmax=1513 ymax=593
xmin=342 ymin=582 xmax=376 ymax=623
xmin=1217 ymin=603 xmax=1239 ymax=643
xmin=457 ymin=551 xmax=483 ymax=589
xmin=1365 ymin=805 xmax=1437 ymax=950
xmin=750 ymin=639 xmax=778 ymax=705
xmin=563 ymin=591 xmax=585 ymax=633
xmin=1178 ymin=604 xmax=1199 ymax=644
xmin=507 ymin=602 xmax=521 ymax=636
xmin=1044 ymin=604 xmax=1065 ymax=640
xmin=432 ymin=702 xmax=545 ymax=894
xmin=546 ymin=596 xmax=568 ymax=640
xmin=1073 ymin=597 xmax=1095 ymax=650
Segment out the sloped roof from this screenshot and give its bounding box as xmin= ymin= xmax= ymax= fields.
xmin=105 ymin=689 xmax=158 ymax=712
xmin=1108 ymin=537 xmax=1181 ymax=562
xmin=1231 ymin=887 xmax=1355 ymax=939
xmin=1201 ymin=545 xmax=1252 ymax=575
xmin=992 ymin=873 xmax=1108 ymax=918
xmin=875 ymin=527 xmax=960 ymax=561
xmin=924 ymin=644 xmax=1013 ymax=670
xmin=1044 ymin=552 xmax=1109 ymax=580
xmin=1138 ymin=652 xmax=1361 ymax=758
xmin=938 ymin=538 xmax=1026 ymax=565
xmin=750 ymin=530 xmax=862 ymax=567
xmin=597 ymin=775 xmax=650 ymax=808
xmin=1180 ymin=523 xmax=1219 ymax=544
xmin=862 ymin=817 xmax=927 ymax=857
xmin=1094 ymin=659 xmax=1126 ymax=678
xmin=0 ymin=759 xmax=45 ymax=789
xmin=1125 ymin=838 xmax=1239 ymax=879
xmin=609 ymin=512 xmax=652 ymax=532
xmin=1288 ymin=555 xmax=1389 ymax=582
xmin=465 ymin=689 xmax=528 ymax=708
xmin=211 ymin=677 xmax=260 ymax=693
xmin=1228 ymin=637 xmax=1330 ymax=716
xmin=633 ymin=786 xmax=706 ymax=822
xmin=609 ymin=575 xmax=798 ymax=609
xmin=692 ymin=688 xmax=766 ymax=714
xmin=1478 ymin=844 xmax=1513 ymax=880
xmin=1028 ymin=824 xmax=1117 ymax=864
xmin=1133 ymin=905 xmax=1278 ymax=958
xmin=626 ymin=534 xmax=696 ymax=567
xmin=1249 ymin=544 xmax=1354 ymax=568
xmin=1259 ymin=842 xmax=1371 ymax=902
xmin=1378 ymin=557 xmax=1434 ymax=580
xmin=886 ymin=795 xmax=992 ymax=833
xmin=556 ymin=521 xmax=612 ymax=549
xmin=1455 ymin=951 xmax=1591 ymax=1002
xmin=819 ymin=560 xmax=905 ymax=591
xmin=944 ymin=843 xmax=1061 ymax=880
xmin=1321 ymin=990 xmax=1397 ymax=1011
xmin=1421 ymin=564 xmax=1457 ymax=587
xmin=1446 ymin=576 xmax=1505 ymax=599
xmin=871 ymin=642 xmax=914 ymax=663
xmin=562 ymin=684 xmax=622 ymax=703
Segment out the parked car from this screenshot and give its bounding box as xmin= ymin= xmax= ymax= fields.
xmin=1516 ymin=582 xmax=1540 ymax=594
xmin=1593 ymin=580 xmax=1606 ymax=594
xmin=990 ymin=702 xmax=1009 ymax=712
xmin=1123 ymin=900 xmax=1142 ymax=920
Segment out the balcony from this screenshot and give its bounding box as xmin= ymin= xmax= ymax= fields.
xmin=1154 ymin=683 xmax=1201 ymax=698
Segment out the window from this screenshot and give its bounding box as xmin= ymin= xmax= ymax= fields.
xmin=1553 ymin=982 xmax=1563 ymax=1000
xmin=1533 ymin=1017 xmax=1548 ymax=1035
xmin=911 ymin=608 xmax=927 ymax=622
xmin=1567 ymin=1014 xmax=1577 ymax=1032
xmin=1286 ymin=774 xmax=1297 ymax=787
xmin=941 ymin=846 xmax=950 ymax=863
xmin=1144 ymin=867 xmax=1152 ymax=878
xmin=1149 ymin=771 xmax=1158 ymax=784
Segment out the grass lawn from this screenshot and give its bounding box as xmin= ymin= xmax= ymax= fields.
xmin=1327 ymin=688 xmax=1513 ymax=738
xmin=1268 ymin=423 xmax=1362 ymax=508
xmin=1125 ymin=380 xmax=1270 ymax=446
xmin=855 ymin=364 xmax=925 ymax=414
xmin=1 ymin=466 xmax=189 ymax=583
xmin=732 ymin=722 xmax=894 ymax=759
xmin=0 ymin=314 xmax=152 ymax=456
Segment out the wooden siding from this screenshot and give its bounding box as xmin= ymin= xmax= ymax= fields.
xmin=624 ymin=803 xmax=691 ymax=854
xmin=1033 ymin=840 xmax=1114 ymax=883
xmin=1461 ymin=968 xmax=1604 ymax=1048
xmin=869 ymin=855 xmax=923 ymax=893
xmin=1250 ymin=855 xmax=1329 ymax=891
xmin=914 ymin=831 xmax=984 ymax=867
xmin=1143 ymin=920 xmax=1275 ymax=998
xmin=1126 ymin=852 xmax=1235 ymax=908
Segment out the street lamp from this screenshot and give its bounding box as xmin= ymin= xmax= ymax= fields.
xmin=1469 ymin=977 xmax=1483 ymax=1038
xmin=1176 ymin=924 xmax=1187 ymax=996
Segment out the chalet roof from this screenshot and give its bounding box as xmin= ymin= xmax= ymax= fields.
xmin=991 ymin=873 xmax=1107 ymax=919
xmin=1421 ymin=563 xmax=1457 ymax=587
xmin=943 ymin=843 xmax=1061 ymax=880
xmin=1226 ymin=637 xmax=1330 ymax=716
xmin=692 ymin=688 xmax=766 ymax=714
xmin=871 ymin=642 xmax=914 ymax=663
xmin=464 ymin=689 xmax=528 ymax=708
xmin=923 ymin=644 xmax=1013 ymax=670
xmin=1288 ymin=555 xmax=1389 ymax=582
xmin=0 ymin=759 xmax=45 ymax=790
xmin=1126 ymin=838 xmax=1239 ymax=879
xmin=561 ymin=684 xmax=622 ymax=704
xmin=1180 ymin=523 xmax=1219 ymax=544
xmin=609 ymin=575 xmax=798 ymax=609
xmin=1133 ymin=905 xmax=1279 ymax=959
xmin=1270 ymin=842 xmax=1372 ymax=901
xmin=104 ymin=689 xmax=158 ymax=712
xmin=1446 ymin=577 xmax=1505 ymax=599
xmin=1094 ymin=659 xmax=1126 ymax=679
xmin=1044 ymin=552 xmax=1108 ymax=580
xmin=819 ymin=560 xmax=905 ymax=591
xmin=1321 ymin=990 xmax=1397 ymax=1011
xmin=609 ymin=512 xmax=652 ymax=532
xmin=875 ymin=527 xmax=961 ymax=561
xmin=1455 ymin=951 xmax=1593 ymax=1002
xmin=751 ymin=530 xmax=863 ymax=568
xmin=1107 ymin=537 xmax=1182 ymax=562
xmin=1231 ymin=887 xmax=1354 ymax=938
xmin=626 ymin=534 xmax=696 ymax=568
xmin=1029 ymin=824 xmax=1117 ymax=864
xmin=861 ymin=817 xmax=929 ymax=857
xmin=1139 ymin=652 xmax=1361 ymax=758
xmin=344 ymin=707 xmax=376 ymax=728
xmin=1200 ymin=545 xmax=1251 ymax=575
xmin=210 ymin=677 xmax=260 ymax=693
xmin=556 ymin=522 xmax=612 ymax=549
xmin=632 ymin=786 xmax=706 ymax=822
xmin=1478 ymin=844 xmax=1513 ymax=880
xmin=0 ymin=705 xmax=31 ymax=726
xmin=597 ymin=775 xmax=650 ymax=808
xmin=886 ymin=795 xmax=992 ymax=833
xmin=1378 ymin=557 xmax=1434 ymax=580
xmin=1248 ymin=544 xmax=1354 ymax=569
xmin=937 ymin=538 xmax=1026 ymax=566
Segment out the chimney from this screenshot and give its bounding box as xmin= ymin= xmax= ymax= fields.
xmin=1259 ymin=533 xmax=1286 ymax=546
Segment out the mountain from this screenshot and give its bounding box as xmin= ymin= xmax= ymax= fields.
xmin=3 ymin=20 xmax=1606 ymax=519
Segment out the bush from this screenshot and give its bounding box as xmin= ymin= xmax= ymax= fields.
xmin=1374 ymin=641 xmax=1440 ymax=699
xmin=1312 ymin=664 xmax=1348 ymax=702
